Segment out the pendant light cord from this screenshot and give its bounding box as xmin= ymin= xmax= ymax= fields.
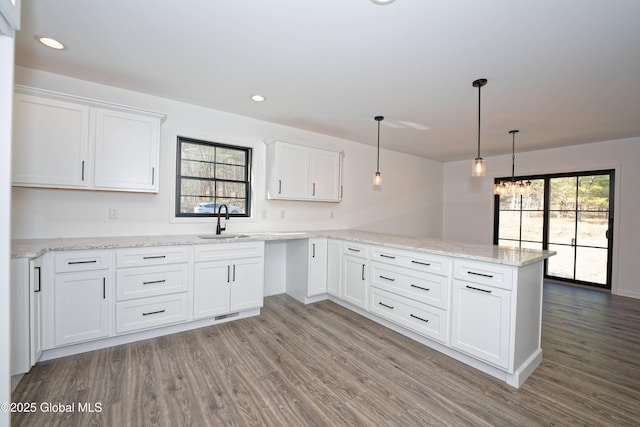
xmin=477 ymin=84 xmax=482 ymax=159
xmin=377 ymin=119 xmax=381 ymax=172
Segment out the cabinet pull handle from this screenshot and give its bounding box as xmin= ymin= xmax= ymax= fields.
xmin=361 ymin=264 xmax=366 ymax=280
xmin=340 ymin=185 xmax=343 ymax=199
xmin=35 ymin=266 xmax=42 ymax=293
xmin=380 ymin=254 xmax=396 ymax=259
xmin=410 ymin=314 xmax=429 ymax=323
xmin=312 ymin=182 xmax=316 ymax=196
xmin=227 ymin=265 xmax=231 ymax=283
xmin=378 ymin=302 xmax=394 ymax=310
xmin=152 ymin=167 xmax=155 ymax=185
xmin=143 ymin=280 xmax=166 ymax=285
xmin=81 ymin=160 xmax=85 ymax=181
xmin=348 ymin=247 xmax=360 ymax=252
xmin=467 ymin=271 xmax=494 ymax=279
xmin=233 ymin=264 xmax=236 ymax=282
xmin=103 ymin=278 xmax=106 ymax=299
xmin=68 ymin=260 xmax=97 ymax=265
xmin=465 ymin=285 xmax=492 ymax=294
xmin=410 ymin=284 xmax=430 ymax=291
xmin=143 ymin=309 xmax=166 ymax=316
xmin=312 ymin=243 xmax=316 ymax=258
xmin=411 ymin=260 xmax=431 ymax=266
xmin=278 ymin=179 xmax=282 ymax=194
xmin=143 ymin=255 xmax=166 ymax=260
xmin=379 ymin=275 xmax=395 ymax=282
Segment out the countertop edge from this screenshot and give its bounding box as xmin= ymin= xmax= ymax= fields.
xmin=11 ymin=230 xmax=555 ymax=267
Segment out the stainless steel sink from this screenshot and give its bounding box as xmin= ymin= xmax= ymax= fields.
xmin=198 ymin=234 xmax=250 ymax=239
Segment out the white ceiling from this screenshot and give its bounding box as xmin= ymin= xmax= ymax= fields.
xmin=14 ymin=0 xmax=640 ymax=162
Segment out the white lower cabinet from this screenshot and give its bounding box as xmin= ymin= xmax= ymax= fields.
xmin=193 ymin=242 xmax=265 ymax=320
xmin=285 ymin=238 xmax=328 ymax=304
xmin=115 ymin=246 xmax=190 ymax=334
xmin=116 ymin=294 xmax=188 ymax=334
xmin=52 ymin=251 xmax=112 ymax=346
xmin=54 ymin=269 xmax=111 ymax=346
xmin=450 ymin=260 xmax=514 ymax=369
xmin=370 ymin=287 xmax=448 ymax=343
xmin=341 ymin=242 xmax=369 ymax=309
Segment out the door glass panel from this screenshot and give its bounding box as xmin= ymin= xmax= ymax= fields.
xmin=577 ymin=211 xmax=609 ymax=248
xmin=547 ymin=244 xmax=575 ymax=279
xmin=548 ymin=212 xmax=576 ymax=245
xmin=521 ymin=212 xmax=543 ymax=242
xmin=498 ymin=211 xmax=521 ymax=240
xmin=549 ymin=177 xmax=577 ymax=211
xmin=575 ymin=247 xmax=607 ymax=285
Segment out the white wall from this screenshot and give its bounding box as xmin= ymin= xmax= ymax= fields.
xmin=11 ymin=66 xmax=443 ymax=240
xmin=443 ymin=137 xmax=640 ymax=299
xmin=1 ymin=32 xmax=15 ymax=427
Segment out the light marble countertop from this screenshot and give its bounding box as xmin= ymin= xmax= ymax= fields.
xmin=11 ymin=229 xmax=555 ymax=267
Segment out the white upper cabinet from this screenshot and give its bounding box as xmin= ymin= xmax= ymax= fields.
xmin=12 ymin=86 xmax=165 ymax=193
xmin=12 ymin=94 xmax=91 ymax=189
xmin=309 ymin=148 xmax=341 ymax=201
xmin=266 ymin=139 xmax=342 ymax=202
xmin=94 ymin=108 xmax=159 ymax=192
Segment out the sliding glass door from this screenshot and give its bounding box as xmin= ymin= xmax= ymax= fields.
xmin=494 ymin=170 xmax=614 ymax=289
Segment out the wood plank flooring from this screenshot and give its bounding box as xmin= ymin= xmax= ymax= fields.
xmin=11 ymin=283 xmax=640 ymax=426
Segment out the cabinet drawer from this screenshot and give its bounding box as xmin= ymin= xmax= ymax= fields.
xmin=194 ymin=241 xmax=264 ymax=262
xmin=370 ymin=262 xmax=449 ymax=309
xmin=370 ymin=287 xmax=448 ymax=344
xmin=342 ymin=241 xmax=368 ymax=258
xmin=370 ymin=246 xmax=449 ymax=277
xmin=55 ymin=251 xmax=110 ymax=273
xmin=116 ymin=246 xmax=189 ymax=268
xmin=453 ymin=259 xmax=514 ymax=290
xmin=116 ymin=293 xmax=188 ymax=334
xmin=116 ymin=264 xmax=189 ymax=301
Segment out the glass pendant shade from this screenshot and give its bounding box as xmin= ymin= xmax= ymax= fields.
xmin=373 ymin=171 xmax=382 ymax=186
xmin=472 ymin=158 xmax=486 ymax=177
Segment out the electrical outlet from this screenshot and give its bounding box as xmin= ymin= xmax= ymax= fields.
xmin=261 ymin=209 xmax=267 ymax=219
xmin=330 ymin=211 xmax=334 ymax=219
xmin=280 ymin=210 xmax=285 ymax=219
xmin=109 ymin=207 xmax=120 ymax=220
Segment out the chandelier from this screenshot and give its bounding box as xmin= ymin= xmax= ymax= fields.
xmin=493 ymin=130 xmax=532 ymax=196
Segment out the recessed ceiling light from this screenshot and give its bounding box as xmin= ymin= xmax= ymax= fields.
xmin=371 ymin=0 xmax=396 ymax=5
xmin=37 ymin=36 xmax=65 ymax=50
xmin=251 ymin=94 xmax=266 ymax=102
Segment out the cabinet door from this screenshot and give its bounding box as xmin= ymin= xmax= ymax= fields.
xmin=274 ymin=142 xmax=309 ymax=199
xmin=193 ymin=261 xmax=231 ymax=319
xmin=451 ymin=279 xmax=511 ymax=369
xmin=30 ymin=258 xmax=43 ymax=366
xmin=94 ymin=108 xmax=160 ymax=192
xmin=310 ymin=149 xmax=341 ymax=201
xmin=326 ymin=240 xmax=342 ymax=297
xmin=341 ymin=255 xmax=368 ymax=309
xmin=230 ymin=257 xmax=264 ymax=312
xmin=54 ymin=271 xmax=110 ymax=346
xmin=308 ymin=239 xmax=328 ymax=296
xmin=12 ymin=94 xmax=90 ymax=188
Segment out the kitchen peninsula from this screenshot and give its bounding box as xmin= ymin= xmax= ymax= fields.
xmin=11 ymin=230 xmax=554 ymax=389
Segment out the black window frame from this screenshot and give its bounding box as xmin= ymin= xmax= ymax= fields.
xmin=493 ymin=169 xmax=614 ymax=290
xmin=175 ymin=136 xmax=252 ymax=218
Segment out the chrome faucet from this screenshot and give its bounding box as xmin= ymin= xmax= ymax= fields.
xmin=216 ymin=204 xmax=229 ymax=235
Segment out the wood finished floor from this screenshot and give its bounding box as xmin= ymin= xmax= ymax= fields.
xmin=11 ymin=283 xmax=640 ymax=426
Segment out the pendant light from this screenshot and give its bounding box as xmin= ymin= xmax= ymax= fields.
xmin=373 ymin=116 xmax=384 ymax=187
xmin=472 ymin=78 xmax=487 ymax=177
xmin=493 ymin=130 xmax=532 ymax=196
